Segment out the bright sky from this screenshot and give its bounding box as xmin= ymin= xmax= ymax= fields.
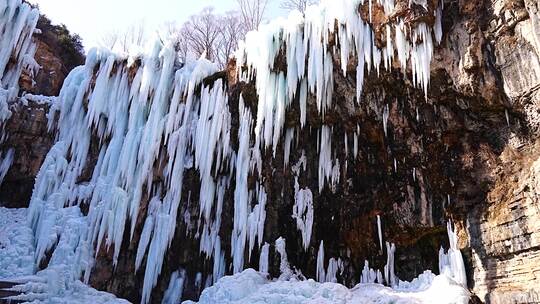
xmin=28 ymin=0 xmax=285 ymax=51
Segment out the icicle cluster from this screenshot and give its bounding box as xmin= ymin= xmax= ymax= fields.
xmin=235 ymin=0 xmax=444 ymax=158
xmin=0 ymin=0 xmax=39 ymax=94
xmin=26 ymin=42 xmax=243 ymax=304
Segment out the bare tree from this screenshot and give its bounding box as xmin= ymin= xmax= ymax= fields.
xmin=237 ymin=0 xmax=270 ymax=32
xmin=100 ymin=22 xmax=147 ymax=52
xmin=280 ymin=0 xmax=317 ymax=13
xmin=215 ymin=11 xmax=244 ymax=68
xmin=182 ymin=7 xmax=222 ymax=62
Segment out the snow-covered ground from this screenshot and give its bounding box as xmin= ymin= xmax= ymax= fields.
xmin=0 ymin=207 xmax=129 ymax=303
xmin=185 ymin=269 xmax=470 ymax=304
xmin=0 ymin=207 xmax=35 ymax=279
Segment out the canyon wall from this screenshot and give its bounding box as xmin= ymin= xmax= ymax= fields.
xmin=0 ymin=0 xmax=539 ymax=303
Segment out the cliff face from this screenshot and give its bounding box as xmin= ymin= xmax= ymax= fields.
xmin=0 ymin=0 xmax=539 ymax=304
xmin=464 ymin=1 xmax=540 ymax=302
xmin=0 ymin=98 xmax=54 ymax=208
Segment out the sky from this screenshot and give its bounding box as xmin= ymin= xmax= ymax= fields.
xmin=28 ymin=0 xmax=286 ymax=51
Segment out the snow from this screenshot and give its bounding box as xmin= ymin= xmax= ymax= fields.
xmin=0 ymin=207 xmax=128 ymax=303
xmin=186 ymin=268 xmax=469 ymax=304
xmin=0 ymin=208 xmax=34 ymax=279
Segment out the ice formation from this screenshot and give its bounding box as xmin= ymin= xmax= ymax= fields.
xmin=5 ymin=0 xmax=451 ymax=302
xmin=439 ymin=222 xmax=468 ymax=287
xmin=292 ymin=179 xmax=314 ymax=250
xmin=188 ymin=222 xmax=469 ymax=303
xmin=275 ymin=237 xmax=293 ymax=280
xmin=235 ymin=0 xmax=443 ymax=157
xmin=316 ymin=241 xmax=325 ymax=282
xmin=0 ymin=0 xmax=39 ymax=93
xmin=0 ymin=148 xmax=14 ymax=185
xmin=162 ymin=269 xmax=186 ymax=304
xmin=259 ymin=243 xmax=270 ymax=274
xmin=384 ymin=241 xmax=397 ymax=287
xmin=27 ymin=44 xmax=231 ymax=303
xmin=377 ymin=214 xmax=383 ymax=250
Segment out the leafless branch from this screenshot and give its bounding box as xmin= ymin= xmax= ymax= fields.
xmin=237 ymin=0 xmax=270 ymax=32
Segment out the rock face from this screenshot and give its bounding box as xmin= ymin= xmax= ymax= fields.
xmin=0 ymin=0 xmax=539 ymax=304
xmin=19 ymin=15 xmax=85 ymax=97
xmin=0 ymin=99 xmax=54 ymax=208
xmin=463 ymin=1 xmax=540 ymax=302
xmin=19 ymin=38 xmax=68 ymax=97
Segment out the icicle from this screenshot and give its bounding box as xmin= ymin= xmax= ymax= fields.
xmin=360 ymin=260 xmax=378 ymax=283
xmin=383 ymin=104 xmax=390 ymax=137
xmin=293 ymin=179 xmax=314 ymax=250
xmin=275 ymin=237 xmax=293 ymax=279
xmin=316 ymin=241 xmax=325 ymax=282
xmin=377 ymin=215 xmax=383 ymax=251
xmin=284 ymin=128 xmax=295 ymax=167
xmin=259 ymin=243 xmax=270 ymax=274
xmin=0 ymin=148 xmax=14 ymax=186
xmin=326 ymin=258 xmax=339 ymax=283
xmin=384 ymin=242 xmax=397 ymax=287
xmin=161 ymin=269 xmax=186 ymax=304
xmin=232 ymin=95 xmax=253 ymax=274
xmin=439 ymin=222 xmax=467 ymax=287
xmin=318 ymin=126 xmax=333 ymax=192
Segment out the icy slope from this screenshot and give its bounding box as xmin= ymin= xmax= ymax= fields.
xmin=0 ymin=207 xmax=34 ymax=279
